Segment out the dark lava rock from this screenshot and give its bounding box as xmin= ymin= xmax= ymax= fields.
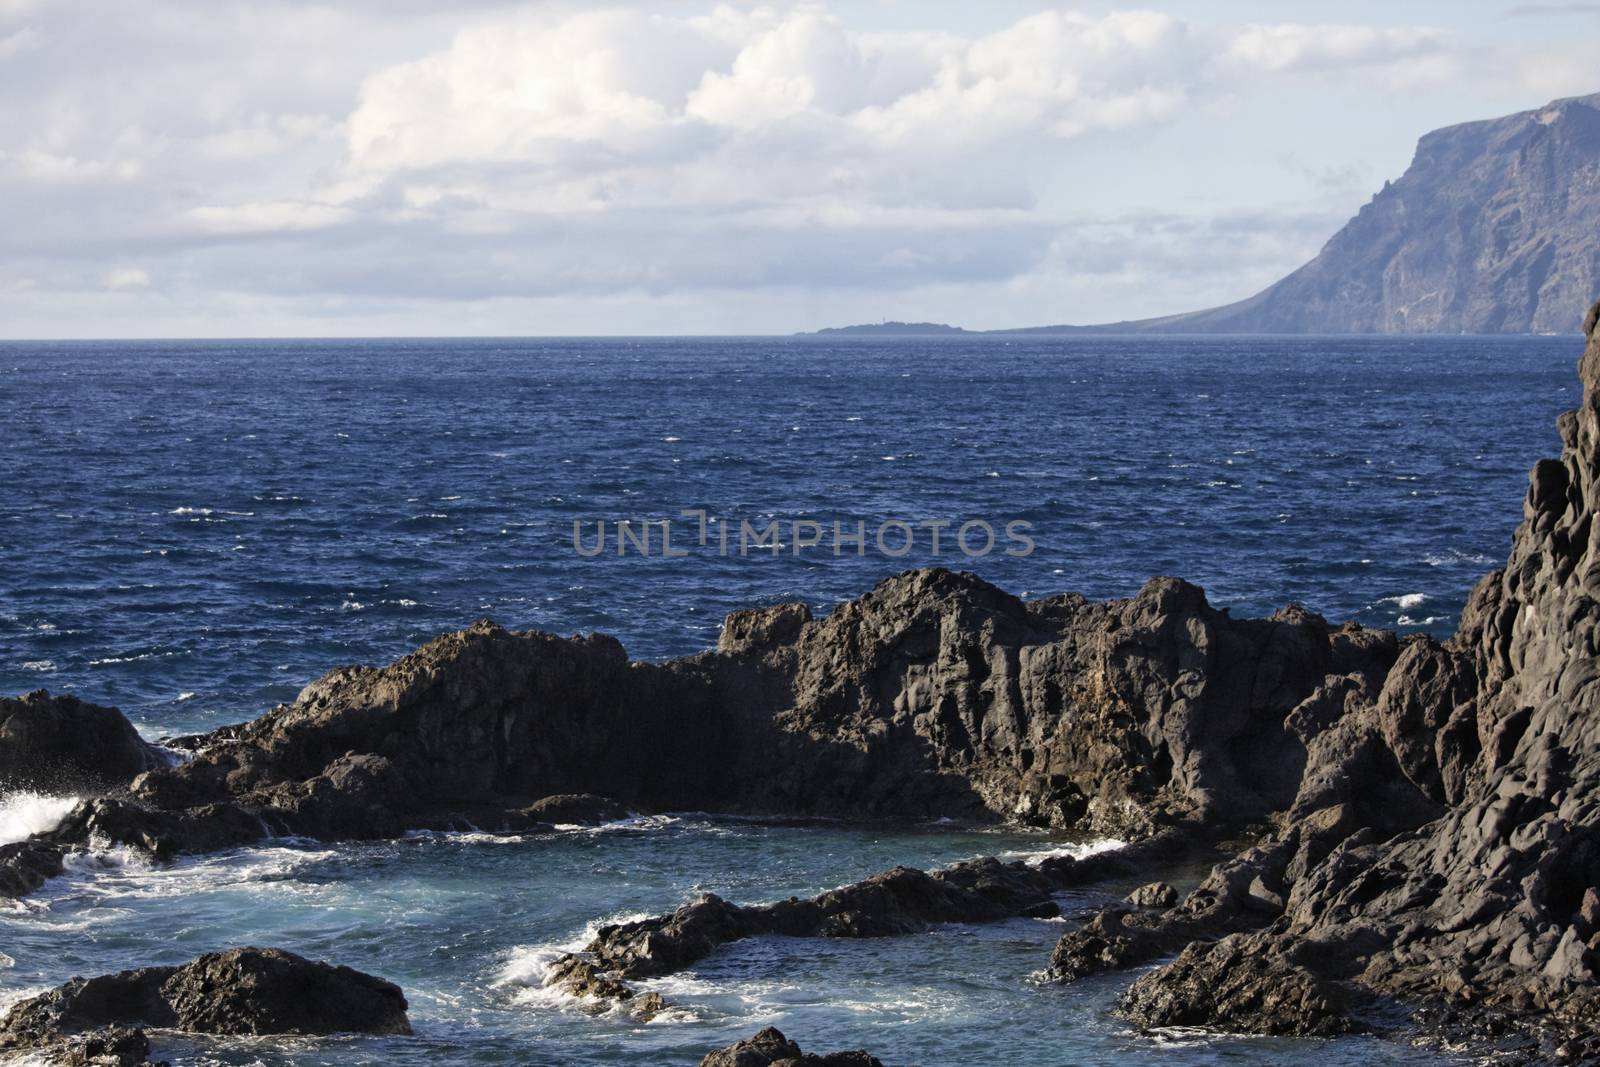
xmin=0 ymin=947 xmax=409 ymax=1063
xmin=61 ymin=564 xmax=1383 ymax=875
xmin=1125 ymin=881 xmax=1178 ymax=908
xmin=159 ymin=947 xmax=410 ymax=1036
xmin=0 ymin=839 xmax=65 ymax=899
xmin=1118 ymin=933 xmax=1357 ymax=1037
xmin=55 ymin=1026 xmax=155 ymax=1067
xmin=548 ymin=833 xmax=1202 ymax=1004
xmin=518 ymin=793 xmax=633 ymax=825
xmin=699 ymin=1026 xmax=884 ymax=1067
xmin=0 ymin=691 xmax=168 ymax=795
xmin=542 ymin=955 xmax=666 ymax=1020
xmin=1045 ymin=302 xmax=1600 ymax=1058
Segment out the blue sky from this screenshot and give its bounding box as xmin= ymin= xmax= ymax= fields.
xmin=0 ymin=0 xmax=1594 ymax=337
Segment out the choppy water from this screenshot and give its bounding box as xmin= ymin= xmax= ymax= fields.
xmin=0 ymin=334 xmax=1574 ymax=1064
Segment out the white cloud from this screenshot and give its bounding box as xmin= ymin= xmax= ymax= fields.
xmin=104 ymin=267 xmax=151 ymax=291
xmin=0 ymin=2 xmax=1583 ymax=335
xmin=1224 ymin=23 xmax=1452 ymax=73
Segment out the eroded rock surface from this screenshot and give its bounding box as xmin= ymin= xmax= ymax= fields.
xmin=699 ymin=1026 xmax=883 ymax=1067
xmin=545 ymin=834 xmax=1201 ymax=1005
xmin=1046 ymin=302 xmax=1600 ymax=1059
xmin=32 ymin=563 xmax=1387 ymax=874
xmin=0 ymin=691 xmax=168 ymax=795
xmin=0 ymin=947 xmax=409 ymax=1064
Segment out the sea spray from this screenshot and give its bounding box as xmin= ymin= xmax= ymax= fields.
xmin=0 ymin=792 xmax=78 ymax=846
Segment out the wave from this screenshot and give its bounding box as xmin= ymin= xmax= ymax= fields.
xmin=49 ymin=842 xmax=339 ymax=903
xmin=996 ymin=837 xmax=1127 ymax=866
xmin=1379 ymin=592 xmax=1427 ymax=610
xmin=494 ymin=910 xmax=657 ymax=1009
xmin=0 ymin=793 xmax=79 ymax=846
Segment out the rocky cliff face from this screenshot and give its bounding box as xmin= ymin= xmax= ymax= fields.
xmin=1043 ymin=301 xmax=1600 ymax=1060
xmin=1051 ymin=93 xmax=1600 ymax=335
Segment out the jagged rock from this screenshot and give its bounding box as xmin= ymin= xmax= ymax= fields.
xmin=0 ymin=947 xmax=409 ymax=1062
xmin=1125 ymin=881 xmax=1177 ymax=908
xmin=158 ymin=947 xmax=410 ymax=1036
xmin=549 ymin=833 xmax=1200 ymax=1004
xmin=1049 ymin=302 xmax=1600 ymax=1059
xmin=542 ymin=955 xmax=666 ymax=1020
xmin=60 ymin=565 xmax=1383 ymax=879
xmin=55 ymin=1027 xmax=155 ymax=1067
xmin=699 ymin=1026 xmax=883 ymax=1067
xmin=0 ymin=691 xmax=168 ymax=795
xmin=1118 ymin=934 xmax=1357 ymax=1037
xmin=0 ymin=839 xmax=65 ymax=898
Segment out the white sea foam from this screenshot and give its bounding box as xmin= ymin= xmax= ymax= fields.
xmin=495 ymin=910 xmax=657 ymax=1009
xmin=0 ymin=984 xmax=49 ymax=1018
xmin=0 ymin=793 xmax=79 ymax=846
xmin=53 ymin=843 xmax=338 ymax=902
xmin=997 ymin=837 xmax=1127 ymax=866
xmin=175 ymin=691 xmax=197 ymax=702
xmin=19 ymin=661 xmax=54 ymax=672
xmin=1380 ymin=593 xmax=1427 ymax=610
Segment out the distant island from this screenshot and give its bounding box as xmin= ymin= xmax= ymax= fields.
xmin=802 ymin=321 xmax=969 ymax=336
xmin=807 ymin=91 xmax=1600 ymax=337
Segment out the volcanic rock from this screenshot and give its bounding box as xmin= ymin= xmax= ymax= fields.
xmin=0 ymin=691 xmax=168 ymax=795
xmin=699 ymin=1026 xmax=883 ymax=1067
xmin=0 ymin=947 xmax=409 ymax=1064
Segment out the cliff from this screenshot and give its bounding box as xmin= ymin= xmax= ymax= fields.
xmin=1021 ymin=93 xmax=1600 ymax=335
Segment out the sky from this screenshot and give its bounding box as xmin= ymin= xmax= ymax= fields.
xmin=0 ymin=0 xmax=1595 ymax=338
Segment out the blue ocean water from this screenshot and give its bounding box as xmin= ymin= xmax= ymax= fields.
xmin=0 ymin=334 xmax=1577 ymax=1065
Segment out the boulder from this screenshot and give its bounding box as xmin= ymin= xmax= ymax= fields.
xmin=0 ymin=947 xmax=409 ymax=1063
xmin=1125 ymin=881 xmax=1177 ymax=908
xmin=699 ymin=1026 xmax=883 ymax=1067
xmin=0 ymin=691 xmax=167 ymax=795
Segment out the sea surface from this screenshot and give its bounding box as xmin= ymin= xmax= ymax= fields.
xmin=0 ymin=334 xmax=1580 ymax=1065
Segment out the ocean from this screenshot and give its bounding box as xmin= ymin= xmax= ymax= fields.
xmin=0 ymin=334 xmax=1577 ymax=1065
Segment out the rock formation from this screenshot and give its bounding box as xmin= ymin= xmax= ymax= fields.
xmin=1044 ymin=300 xmax=1600 ymax=1061
xmin=0 ymin=947 xmax=409 ymax=1065
xmin=9 ymin=565 xmax=1382 ymax=877
xmin=0 ymin=691 xmax=168 ymax=795
xmin=699 ymin=1027 xmax=883 ymax=1067
xmin=544 ymin=836 xmax=1197 ymax=1009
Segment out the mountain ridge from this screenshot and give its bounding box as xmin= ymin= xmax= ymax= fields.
xmin=809 ymin=93 xmax=1600 ymax=337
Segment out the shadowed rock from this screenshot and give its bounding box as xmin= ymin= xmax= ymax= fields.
xmin=39 ymin=565 xmax=1385 ymax=876
xmin=699 ymin=1026 xmax=883 ymax=1067
xmin=0 ymin=947 xmax=410 ymax=1064
xmin=0 ymin=691 xmax=168 ymax=795
xmin=1118 ymin=934 xmax=1358 ymax=1037
xmin=1042 ymin=302 xmax=1600 ymax=1059
xmin=0 ymin=839 xmax=65 ymax=898
xmin=546 ymin=833 xmax=1201 ymax=1005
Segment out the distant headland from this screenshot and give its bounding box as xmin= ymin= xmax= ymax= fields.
xmin=801 ymin=321 xmax=969 ymax=336
xmin=807 ymin=91 xmax=1600 ymax=338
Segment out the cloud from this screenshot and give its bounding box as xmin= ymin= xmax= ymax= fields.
xmin=1504 ymin=2 xmax=1600 ymax=16
xmin=0 ymin=2 xmax=1574 ymax=335
xmin=104 ymin=267 xmax=151 ymax=291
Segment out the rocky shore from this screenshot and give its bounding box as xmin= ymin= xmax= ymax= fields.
xmin=5 ymin=303 xmax=1600 ymax=1062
